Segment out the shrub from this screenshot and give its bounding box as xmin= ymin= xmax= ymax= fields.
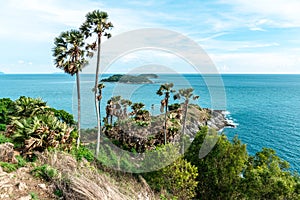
xmin=0 ymin=162 xmax=17 ymax=172
xmin=71 ymin=145 xmax=95 ymax=162
xmin=31 ymin=164 xmax=57 ymax=181
xmin=0 ymin=155 xmax=27 ymax=172
xmin=0 ymin=133 xmax=12 ymax=144
xmin=6 ymin=114 xmax=76 ymax=154
xmin=144 ymin=157 xmax=198 ymax=200
xmin=184 ymin=127 xmax=248 ymax=199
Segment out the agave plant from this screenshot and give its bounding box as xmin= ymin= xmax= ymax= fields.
xmin=7 ymin=114 xmax=75 ymax=155
xmin=11 ymin=96 xmax=49 ymax=120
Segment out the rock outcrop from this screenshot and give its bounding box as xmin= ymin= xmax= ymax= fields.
xmin=0 ymin=143 xmax=17 ymax=164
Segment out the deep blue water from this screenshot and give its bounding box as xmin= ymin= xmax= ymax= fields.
xmin=1 ymin=74 xmax=300 ymax=171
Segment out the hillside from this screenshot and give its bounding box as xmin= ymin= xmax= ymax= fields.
xmin=0 ymin=147 xmax=156 ymax=200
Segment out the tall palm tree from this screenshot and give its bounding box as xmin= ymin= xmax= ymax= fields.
xmin=120 ymin=99 xmax=132 ymax=119
xmin=174 ymin=88 xmax=199 ymax=153
xmin=80 ymin=10 xmax=113 ymax=156
xmin=53 ymin=30 xmax=88 ymax=148
xmin=156 ymin=83 xmax=175 ymax=145
xmin=95 ymin=83 xmax=105 ymax=156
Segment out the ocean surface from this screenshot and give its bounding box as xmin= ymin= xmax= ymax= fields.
xmin=1 ymin=74 xmax=300 ymax=171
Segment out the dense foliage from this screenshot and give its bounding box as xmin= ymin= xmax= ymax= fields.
xmin=0 ymin=97 xmax=77 ymax=155
xmin=184 ymin=126 xmax=300 ymax=199
xmin=143 ymin=157 xmax=198 ymax=199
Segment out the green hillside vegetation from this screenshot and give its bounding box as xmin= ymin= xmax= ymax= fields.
xmin=1 ymin=96 xmax=300 ymax=199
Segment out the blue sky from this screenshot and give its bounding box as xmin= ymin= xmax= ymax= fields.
xmin=1 ymin=0 xmax=300 ymax=74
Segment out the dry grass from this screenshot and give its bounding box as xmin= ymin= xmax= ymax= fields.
xmin=36 ymin=151 xmax=157 ymax=200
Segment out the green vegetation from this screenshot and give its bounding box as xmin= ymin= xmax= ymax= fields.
xmin=0 ymin=155 xmax=27 ymax=172
xmin=1 ymin=97 xmax=77 ymax=155
xmin=31 ymin=164 xmax=58 ymax=181
xmin=101 ymin=74 xmax=154 ymax=83
xmin=144 ymin=157 xmax=198 ymax=199
xmin=29 ymin=192 xmax=39 ymax=200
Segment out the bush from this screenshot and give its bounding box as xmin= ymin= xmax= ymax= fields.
xmin=0 ymin=134 xmax=12 ymax=144
xmin=144 ymin=157 xmax=198 ymax=200
xmin=31 ymin=164 xmax=57 ymax=181
xmin=0 ymin=162 xmax=17 ymax=172
xmin=0 ymin=155 xmax=27 ymax=172
xmin=184 ymin=126 xmax=248 ymax=199
xmin=6 ymin=114 xmax=76 ymax=154
xmin=71 ymin=145 xmax=95 ymax=162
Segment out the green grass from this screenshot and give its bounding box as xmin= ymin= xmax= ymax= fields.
xmin=29 ymin=192 xmax=39 ymax=200
xmin=0 ymin=134 xmax=12 ymax=144
xmin=31 ymin=164 xmax=57 ymax=181
xmin=0 ymin=155 xmax=27 ymax=172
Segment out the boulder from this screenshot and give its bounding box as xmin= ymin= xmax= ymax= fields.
xmin=0 ymin=142 xmax=17 ymax=164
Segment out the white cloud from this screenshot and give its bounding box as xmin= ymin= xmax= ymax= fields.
xmin=219 ymin=0 xmax=300 ymax=28
xmin=210 ymin=52 xmax=300 ymax=74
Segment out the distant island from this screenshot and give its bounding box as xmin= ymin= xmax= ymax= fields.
xmin=101 ymin=74 xmax=158 ymax=84
xmin=0 ymin=72 xmax=4 ymax=74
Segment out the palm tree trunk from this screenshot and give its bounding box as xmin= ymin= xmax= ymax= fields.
xmin=95 ymin=34 xmax=102 ymax=157
xmin=76 ymin=71 xmax=81 ymax=149
xmin=164 ymin=98 xmax=168 ymax=145
xmin=181 ymin=100 xmax=189 ymax=154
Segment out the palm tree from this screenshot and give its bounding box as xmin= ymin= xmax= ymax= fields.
xmin=156 ymin=83 xmax=175 ymax=144
xmin=95 ymin=83 xmax=105 ymax=156
xmin=174 ymin=88 xmax=199 ymax=154
xmin=80 ymin=10 xmax=113 ymax=156
xmin=53 ymin=30 xmax=88 ymax=148
xmin=120 ymin=99 xmax=132 ymax=119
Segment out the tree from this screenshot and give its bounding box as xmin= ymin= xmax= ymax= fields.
xmin=240 ymin=148 xmax=300 ymax=199
xmin=120 ymin=99 xmax=132 ymax=119
xmin=95 ymin=83 xmax=105 ymax=156
xmin=174 ymin=88 xmax=199 ymax=154
xmin=184 ymin=127 xmax=248 ymax=199
xmin=80 ymin=10 xmax=113 ymax=156
xmin=53 ymin=30 xmax=88 ymax=148
xmin=156 ymin=83 xmax=175 ymax=145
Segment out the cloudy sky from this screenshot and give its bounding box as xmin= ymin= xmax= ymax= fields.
xmin=0 ymin=0 xmax=300 ymax=74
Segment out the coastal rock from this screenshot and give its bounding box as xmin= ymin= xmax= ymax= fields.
xmin=0 ymin=142 xmax=17 ymax=164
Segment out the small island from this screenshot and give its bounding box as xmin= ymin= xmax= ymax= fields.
xmin=101 ymin=74 xmax=158 ymax=84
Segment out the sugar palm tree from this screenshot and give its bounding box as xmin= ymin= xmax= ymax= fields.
xmin=120 ymin=99 xmax=132 ymax=119
xmin=53 ymin=30 xmax=88 ymax=148
xmin=95 ymin=83 xmax=105 ymax=156
xmin=80 ymin=10 xmax=113 ymax=156
xmin=174 ymin=88 xmax=199 ymax=153
xmin=156 ymin=83 xmax=175 ymax=144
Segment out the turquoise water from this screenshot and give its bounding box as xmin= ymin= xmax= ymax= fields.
xmin=1 ymin=74 xmax=300 ymax=171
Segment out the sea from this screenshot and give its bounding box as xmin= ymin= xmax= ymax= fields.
xmin=1 ymin=74 xmax=300 ymax=172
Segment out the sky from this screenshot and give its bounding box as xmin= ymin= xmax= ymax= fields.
xmin=0 ymin=0 xmax=300 ymax=74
